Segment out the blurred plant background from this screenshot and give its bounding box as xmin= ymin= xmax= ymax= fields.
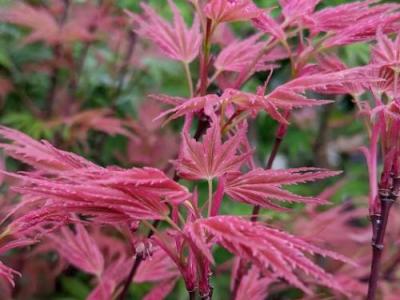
xmin=0 ymin=0 xmax=394 ymax=299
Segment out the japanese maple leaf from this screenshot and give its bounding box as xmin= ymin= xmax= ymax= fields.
xmin=214 ymin=33 xmax=279 ymax=73
xmin=128 ymin=0 xmax=201 ymax=63
xmin=265 ymin=68 xmax=379 ymax=109
xmin=185 ymin=216 xmax=353 ymax=295
xmin=321 ymin=11 xmax=400 ymax=49
xmin=0 ymin=3 xmax=93 ymax=45
xmin=49 ymin=224 xmax=104 ymax=277
xmin=135 ymin=246 xmax=179 ymax=283
xmin=235 ymin=266 xmax=275 ymax=300
xmin=141 ymin=279 xmax=178 ymax=300
xmin=87 ymin=257 xmax=133 ymax=300
xmin=298 ymin=57 xmax=378 ymax=95
xmin=371 ymin=29 xmax=400 ymax=81
xmin=0 ymin=126 xmax=191 ymax=222
xmin=306 ymin=2 xmax=400 ymax=36
xmin=156 ymin=68 xmax=376 ymax=125
xmin=204 ymin=0 xmax=263 ymax=23
xmin=9 ymin=168 xmax=188 ymax=222
xmin=252 ymin=11 xmax=286 ymax=41
xmin=0 ymin=126 xmax=97 ymax=171
xmin=279 ymin=0 xmax=320 ymax=24
xmin=224 ymin=168 xmax=340 ymax=210
xmin=153 ymin=94 xmax=220 ymax=125
xmin=62 ymin=109 xmax=134 ymax=143
xmin=173 ymin=118 xmax=251 ymax=180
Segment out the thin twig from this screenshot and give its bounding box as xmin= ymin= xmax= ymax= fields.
xmin=117 ymin=220 xmax=160 ymax=300
xmin=45 ymin=0 xmax=70 ymax=118
xmin=113 ymin=30 xmax=137 ymax=104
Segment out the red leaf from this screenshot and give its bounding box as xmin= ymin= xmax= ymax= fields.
xmin=173 ymin=119 xmax=251 ymax=180
xmin=185 ymin=216 xmax=353 ymax=295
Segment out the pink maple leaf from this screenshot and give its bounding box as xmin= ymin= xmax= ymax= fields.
xmin=321 ymin=11 xmax=400 ymax=48
xmin=142 ymin=279 xmax=178 ymax=300
xmin=87 ymin=257 xmax=133 ymax=300
xmin=266 ymin=68 xmax=379 ymax=109
xmin=235 ymin=266 xmax=275 ymax=300
xmin=173 ymin=118 xmax=251 ymax=180
xmin=154 ymin=94 xmax=220 ymax=125
xmin=0 ymin=126 xmax=96 ymax=171
xmin=303 ymin=0 xmax=395 ymax=36
xmin=214 ymin=33 xmax=279 ymax=73
xmin=279 ymin=0 xmax=320 ymax=24
xmin=0 ymin=3 xmax=93 ymax=45
xmin=373 ymin=31 xmax=400 ymax=63
xmin=135 ymin=246 xmax=179 ymax=283
xmin=224 ymin=168 xmax=340 ymax=210
xmin=49 ymin=224 xmax=104 ymax=277
xmin=252 ymin=11 xmax=286 ymax=41
xmin=184 ymin=216 xmax=353 ymax=295
xmin=0 ymin=126 xmax=190 ymax=223
xmin=128 ymin=0 xmax=201 ymax=63
xmin=204 ymin=0 xmax=263 ymax=24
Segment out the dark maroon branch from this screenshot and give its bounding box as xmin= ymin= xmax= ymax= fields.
xmin=367 ymin=176 xmax=400 ymax=300
xmin=114 ymin=30 xmax=138 ymax=102
xmin=45 ymin=0 xmax=70 ymax=118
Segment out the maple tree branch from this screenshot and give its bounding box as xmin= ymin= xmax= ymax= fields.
xmin=45 ymin=0 xmax=70 ymax=118
xmin=367 ymin=176 xmax=400 ymax=300
xmin=198 ymin=18 xmax=212 ymax=97
xmin=114 ymin=30 xmax=137 ymax=104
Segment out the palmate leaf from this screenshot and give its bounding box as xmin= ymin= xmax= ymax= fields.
xmin=303 ymin=0 xmax=396 ymax=35
xmin=49 ymin=224 xmax=104 ymax=277
xmin=0 ymin=126 xmax=191 ymax=222
xmin=173 ymin=118 xmax=251 ymax=180
xmin=321 ymin=10 xmax=400 ymax=48
xmin=372 ymin=29 xmax=400 ymax=67
xmin=224 ymin=168 xmax=340 ymax=209
xmin=0 ymin=126 xmax=96 ymax=171
xmin=155 ymin=67 xmax=377 ymax=124
xmin=153 ymin=94 xmax=220 ymax=125
xmin=87 ymin=257 xmax=133 ymax=300
xmin=214 ymin=33 xmax=280 ymax=73
xmin=0 ymin=3 xmax=93 ymax=45
xmin=279 ymin=0 xmax=320 ymax=22
xmin=135 ymin=246 xmax=179 ymax=283
xmin=9 ymin=170 xmax=177 ymax=222
xmin=127 ymin=0 xmax=201 ymax=63
xmin=184 ymin=216 xmax=353 ymax=295
xmin=204 ymin=0 xmax=263 ymax=24
xmin=235 ymin=266 xmax=275 ymax=300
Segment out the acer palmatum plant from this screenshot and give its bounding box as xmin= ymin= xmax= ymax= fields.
xmin=1 ymin=0 xmax=400 ymax=299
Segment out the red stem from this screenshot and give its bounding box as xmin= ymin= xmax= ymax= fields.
xmin=199 ymin=19 xmax=212 ymax=97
